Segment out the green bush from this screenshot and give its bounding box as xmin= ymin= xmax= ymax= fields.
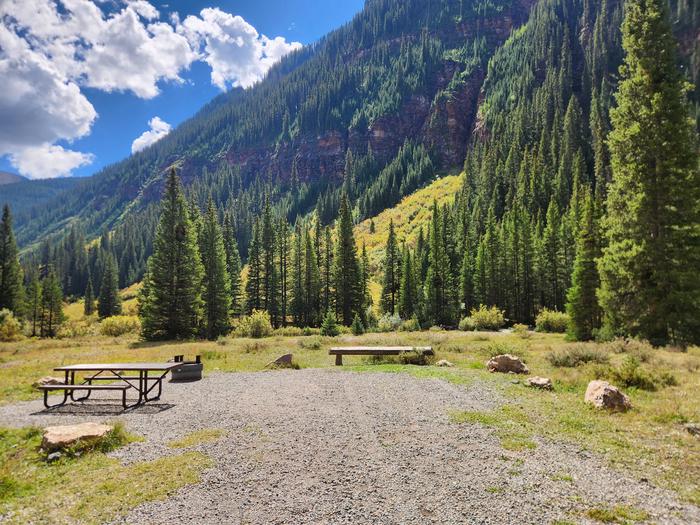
xmin=99 ymin=315 xmax=141 ymax=337
xmin=512 ymin=323 xmax=530 ymax=338
xmin=609 ymin=356 xmax=677 ymax=391
xmin=400 ymin=317 xmax=421 ymax=332
xmin=274 ymin=326 xmax=304 ymax=337
xmin=298 ymin=336 xmax=322 ymax=350
xmin=546 ymin=345 xmax=609 ymax=367
xmin=458 ymin=316 xmax=476 ymax=331
xmin=351 ymin=314 xmax=365 ymax=335
xmin=302 ymin=327 xmax=320 ymax=336
xmin=469 ymin=305 xmax=506 ymax=331
xmin=535 ymin=308 xmax=570 ymax=333
xmin=377 ymin=313 xmax=402 ymax=332
xmin=0 ymin=309 xmax=22 ymax=342
xmin=397 ymin=349 xmax=434 ymax=366
xmin=236 ymin=310 xmax=273 ymax=338
xmin=320 ymin=311 xmax=340 ymax=337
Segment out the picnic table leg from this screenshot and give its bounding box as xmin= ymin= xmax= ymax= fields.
xmin=335 ymin=354 xmax=343 ymax=366
xmin=44 ymin=388 xmax=68 ymax=409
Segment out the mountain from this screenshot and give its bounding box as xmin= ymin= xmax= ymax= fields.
xmin=0 ymin=171 xmax=26 ymax=185
xmin=0 ymin=177 xmax=83 ymax=221
xmin=15 ymin=0 xmax=699 ymax=294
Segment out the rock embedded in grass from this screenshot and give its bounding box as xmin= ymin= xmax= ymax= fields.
xmin=42 ymin=422 xmax=114 ymax=451
xmin=685 ymin=423 xmax=700 ymax=438
xmin=527 ymin=376 xmax=553 ymax=390
xmin=435 ymin=359 xmax=454 ymax=367
xmin=266 ymin=353 xmax=294 ymax=369
xmin=32 ymin=376 xmax=64 ymax=387
xmin=584 ymin=380 xmax=631 ymax=412
xmin=487 ymin=354 xmax=529 ymax=374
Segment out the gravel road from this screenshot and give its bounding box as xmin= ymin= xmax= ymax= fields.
xmin=1 ymin=369 xmax=698 ymax=524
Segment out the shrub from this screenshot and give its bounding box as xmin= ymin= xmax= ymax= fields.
xmin=320 ymin=311 xmax=340 ymax=337
xmin=400 ymin=317 xmax=421 ymax=332
xmin=236 ymin=310 xmax=273 ymax=338
xmin=351 ymin=314 xmax=365 ymax=336
xmin=377 ymin=313 xmax=402 ymax=332
xmin=458 ymin=317 xmax=476 ymax=331
xmin=535 ymin=309 xmax=570 ymax=333
xmin=99 ymin=315 xmax=141 ymax=337
xmin=274 ymin=326 xmax=304 ymax=337
xmin=397 ymin=349 xmax=434 ymax=366
xmin=364 ymin=306 xmax=379 ymax=331
xmin=298 ymin=336 xmax=322 ymax=350
xmin=485 ymin=341 xmax=521 ymax=358
xmin=469 ymin=305 xmax=506 ymax=331
xmin=512 ymin=323 xmax=530 ymax=338
xmin=0 ymin=309 xmax=22 ymax=342
xmin=608 ymin=356 xmax=677 ymax=391
xmin=429 ymin=325 xmax=445 ymax=332
xmin=302 ymin=327 xmax=320 ymax=336
xmin=546 ymin=345 xmax=609 ymax=367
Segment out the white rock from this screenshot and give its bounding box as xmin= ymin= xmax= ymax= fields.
xmin=435 ymin=359 xmax=454 ymax=367
xmin=527 ymin=376 xmax=553 ymax=390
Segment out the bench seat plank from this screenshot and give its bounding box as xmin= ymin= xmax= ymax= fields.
xmin=37 ymin=384 xmax=130 ymax=390
xmin=329 ymin=346 xmax=433 ymax=356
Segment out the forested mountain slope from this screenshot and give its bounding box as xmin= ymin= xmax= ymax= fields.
xmin=17 ymin=0 xmax=698 ymax=306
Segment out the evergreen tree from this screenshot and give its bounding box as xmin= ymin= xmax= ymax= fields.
xmin=98 ymin=254 xmax=121 ymax=319
xmin=139 ymin=168 xmax=204 ymax=340
xmin=84 ymin=273 xmax=95 ymax=316
xmin=245 ymin=220 xmax=263 ymax=313
xmin=425 ymin=201 xmax=457 ymax=326
xmin=566 ymin=192 xmax=601 ymax=340
xmin=359 ymin=242 xmax=371 ymax=318
xmin=599 ymin=0 xmax=700 ymax=345
xmin=333 ymin=194 xmax=362 ymax=325
xmin=380 ymin=220 xmax=400 ymax=314
xmin=223 ymin=214 xmax=243 ymax=316
xmin=260 ymin=200 xmax=279 ymax=325
xmin=542 ymin=199 xmax=565 ymax=310
xmin=398 ymin=248 xmax=417 ymax=320
xmin=200 ymin=200 xmax=231 ymax=339
xmin=290 ymin=225 xmax=305 ymax=326
xmin=303 ymin=229 xmax=321 ymax=326
xmin=278 ymin=218 xmax=290 ymax=326
xmin=40 ymin=269 xmax=64 ymax=338
xmin=26 ymin=272 xmax=42 ymax=337
xmin=0 ymin=205 xmax=24 ymax=315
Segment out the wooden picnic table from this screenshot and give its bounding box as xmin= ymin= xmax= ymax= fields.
xmin=41 ymin=362 xmax=181 ymax=409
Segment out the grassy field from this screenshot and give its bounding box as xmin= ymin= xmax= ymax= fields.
xmin=1 ymin=327 xmax=699 ymax=518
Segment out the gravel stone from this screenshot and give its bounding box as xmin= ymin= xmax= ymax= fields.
xmin=0 ymin=369 xmax=698 ymax=524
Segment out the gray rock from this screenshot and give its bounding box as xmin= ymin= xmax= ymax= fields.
xmin=266 ymin=353 xmax=294 ymax=369
xmin=527 ymin=376 xmax=553 ymax=390
xmin=685 ymin=423 xmax=700 ymax=437
xmin=47 ymin=451 xmax=62 ymax=462
xmin=584 ymin=380 xmax=631 ymax=412
xmin=435 ymin=359 xmax=454 ymax=367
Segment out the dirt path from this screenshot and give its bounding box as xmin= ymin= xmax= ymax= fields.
xmin=1 ymin=369 xmax=698 ymax=524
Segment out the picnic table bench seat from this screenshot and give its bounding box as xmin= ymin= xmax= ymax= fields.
xmin=329 ymin=346 xmax=434 ymax=366
xmin=37 ymin=383 xmax=130 ymax=409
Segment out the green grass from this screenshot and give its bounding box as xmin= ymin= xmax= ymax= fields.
xmin=168 ymin=429 xmax=226 ymax=448
xmin=449 ymin=405 xmax=537 ymax=451
xmin=585 ymin=505 xmax=650 ymax=524
xmin=0 ymin=426 xmax=212 ymax=524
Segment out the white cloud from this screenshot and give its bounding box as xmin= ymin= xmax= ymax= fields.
xmin=131 ymin=117 xmax=172 ymax=153
xmin=10 ymin=144 xmax=94 ymax=179
xmin=179 ymin=8 xmax=302 ymax=90
xmin=0 ymin=1 xmax=302 ymax=178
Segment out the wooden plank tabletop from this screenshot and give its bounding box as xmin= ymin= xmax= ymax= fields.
xmin=54 ymin=362 xmax=181 ymax=372
xmin=329 ymin=346 xmax=433 ymax=355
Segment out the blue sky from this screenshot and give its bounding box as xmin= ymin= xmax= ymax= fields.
xmin=0 ymin=0 xmax=364 ymax=178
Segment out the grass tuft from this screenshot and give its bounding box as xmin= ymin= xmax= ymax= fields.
xmin=585 ymin=505 xmax=649 ymax=524
xmin=168 ymin=429 xmax=226 ymax=449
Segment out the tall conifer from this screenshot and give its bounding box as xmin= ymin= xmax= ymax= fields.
xmin=0 ymin=205 xmax=24 ymax=314
xmin=200 ymin=200 xmax=231 ymax=339
xmin=98 ymin=254 xmax=121 ymax=319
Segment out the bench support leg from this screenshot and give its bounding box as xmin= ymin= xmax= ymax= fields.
xmin=43 ymin=389 xmax=68 ymax=409
xmin=335 ymin=354 xmax=343 ymax=366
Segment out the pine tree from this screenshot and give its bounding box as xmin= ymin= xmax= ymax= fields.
xmin=290 ymin=225 xmax=304 ymax=326
xmin=0 ymin=205 xmax=24 ymax=315
xmin=425 ymin=201 xmax=457 ymax=326
xmin=359 ymin=242 xmax=371 ymax=318
xmin=200 ymin=200 xmax=231 ymax=339
xmin=542 ymin=198 xmax=565 ymax=310
xmin=380 ymin=220 xmax=400 ymax=314
xmin=98 ymin=254 xmax=121 ymax=319
xmin=223 ymin=214 xmax=242 ymax=316
xmin=599 ymin=0 xmax=700 ymax=345
xmin=398 ymin=248 xmax=417 ymax=320
xmin=333 ymin=194 xmax=362 ymax=325
xmin=278 ymin=218 xmax=290 ymax=326
xmin=84 ymin=273 xmax=95 ymax=316
xmin=260 ymin=200 xmax=279 ymax=325
xmin=26 ymin=271 xmax=42 ymax=337
xmin=303 ymin=229 xmax=321 ymax=326
xmin=40 ymin=269 xmax=64 ymax=338
xmin=245 ymin=220 xmax=263 ymax=313
xmin=139 ymin=168 xmax=204 ymax=340
xmin=566 ymin=192 xmax=601 ymax=340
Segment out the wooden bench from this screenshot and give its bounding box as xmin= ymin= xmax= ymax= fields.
xmin=37 ymin=384 xmax=130 ymax=409
xmin=329 ymin=346 xmax=434 ymax=366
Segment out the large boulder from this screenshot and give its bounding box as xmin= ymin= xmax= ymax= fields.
xmin=527 ymin=376 xmax=553 ymax=390
xmin=584 ymin=380 xmax=631 ymax=412
xmin=42 ymin=422 xmax=113 ymax=451
xmin=266 ymin=353 xmax=294 ymax=369
xmin=487 ymin=354 xmax=529 ymax=374
xmin=33 ymin=376 xmax=64 ymax=388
